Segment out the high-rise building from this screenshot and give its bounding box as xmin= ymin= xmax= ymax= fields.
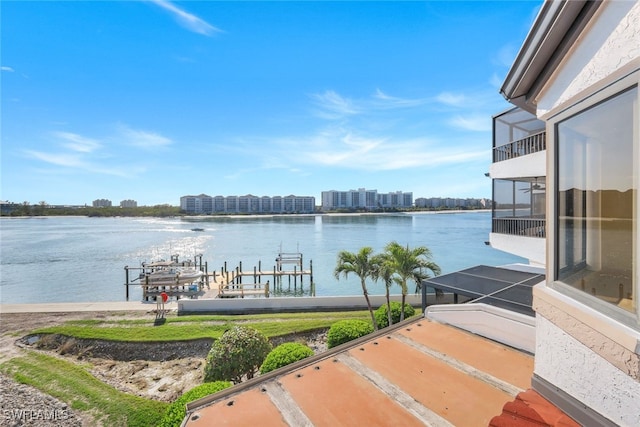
xmin=92 ymin=199 xmax=112 ymax=207
xmin=180 ymin=194 xmax=315 ymax=214
xmin=321 ymin=188 xmax=412 ymax=211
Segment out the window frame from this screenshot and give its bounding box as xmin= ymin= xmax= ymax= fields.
xmin=548 ymin=70 xmax=639 ymax=329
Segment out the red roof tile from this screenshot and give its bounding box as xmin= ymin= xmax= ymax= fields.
xmin=185 ymin=317 xmax=537 ymax=426
xmin=489 ymin=389 xmax=580 ymax=427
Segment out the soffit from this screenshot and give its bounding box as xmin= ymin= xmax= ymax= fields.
xmin=500 ymin=0 xmax=603 ymax=112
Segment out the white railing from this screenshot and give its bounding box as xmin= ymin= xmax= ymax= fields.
xmin=494 ymin=131 xmax=546 ymax=162
xmin=493 ymin=217 xmax=546 ymax=238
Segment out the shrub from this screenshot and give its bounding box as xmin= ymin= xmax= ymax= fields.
xmin=204 ymin=326 xmax=272 ymax=383
xmin=326 ymin=319 xmax=374 ymax=349
xmin=158 ymin=381 xmax=232 ymax=427
xmin=374 ymin=302 xmax=416 ymax=329
xmin=260 ymin=342 xmax=314 ymax=374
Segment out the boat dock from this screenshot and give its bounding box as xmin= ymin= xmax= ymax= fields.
xmin=124 ymin=252 xmax=314 ymax=301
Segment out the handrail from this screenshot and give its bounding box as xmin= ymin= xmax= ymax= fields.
xmin=492 ymin=217 xmax=546 ymax=238
xmin=493 ymin=131 xmax=546 ymax=162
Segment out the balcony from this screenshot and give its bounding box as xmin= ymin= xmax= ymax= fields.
xmin=493 ymin=131 xmax=546 ymax=163
xmin=493 ymin=217 xmax=546 ymax=238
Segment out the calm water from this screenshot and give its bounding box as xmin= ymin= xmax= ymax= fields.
xmin=0 ymin=212 xmax=525 ymax=303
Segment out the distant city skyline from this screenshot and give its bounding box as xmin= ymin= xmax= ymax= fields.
xmin=2 ymin=190 xmax=490 ymax=208
xmin=1 ymin=1 xmax=540 ymax=206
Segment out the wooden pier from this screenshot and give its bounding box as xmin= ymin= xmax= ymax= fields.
xmin=124 ymin=252 xmax=314 ymax=301
xmin=212 ymin=254 xmax=314 ymax=298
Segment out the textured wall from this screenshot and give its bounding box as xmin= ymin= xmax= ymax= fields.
xmin=535 ymin=315 xmax=640 ymax=426
xmin=537 ymin=1 xmax=640 ymax=116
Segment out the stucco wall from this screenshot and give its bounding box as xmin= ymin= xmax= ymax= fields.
xmin=178 ymin=293 xmax=431 ymax=314
xmin=536 ymin=1 xmax=640 ymax=116
xmin=535 ymin=315 xmax=640 ymax=426
xmin=489 ymin=232 xmax=545 ymax=266
xmin=489 ymin=150 xmax=546 ymax=180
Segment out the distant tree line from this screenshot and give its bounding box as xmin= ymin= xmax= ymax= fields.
xmin=0 ymin=202 xmax=182 ymax=217
xmin=1 ymin=202 xmax=488 ymax=218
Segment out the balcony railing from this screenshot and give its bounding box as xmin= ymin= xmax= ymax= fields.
xmin=493 ymin=131 xmax=546 ymax=162
xmin=492 ymin=217 xmax=546 ymax=238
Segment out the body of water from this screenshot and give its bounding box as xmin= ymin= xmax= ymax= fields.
xmin=0 ymin=212 xmax=525 ymax=304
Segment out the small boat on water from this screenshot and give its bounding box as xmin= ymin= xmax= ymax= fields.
xmin=191 ymin=228 xmax=205 ymax=232
xmin=142 ymin=266 xmax=204 ymax=285
xmin=140 ymin=254 xmax=204 ymax=286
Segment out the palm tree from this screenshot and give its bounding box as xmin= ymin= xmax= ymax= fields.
xmin=371 ymin=253 xmax=394 ymax=327
xmin=384 ymin=241 xmax=441 ymax=321
xmin=334 ymin=247 xmax=378 ymax=330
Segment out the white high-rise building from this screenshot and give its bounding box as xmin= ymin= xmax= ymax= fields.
xmin=321 ymin=188 xmax=412 ymax=211
xmin=180 ymin=194 xmax=315 ymax=214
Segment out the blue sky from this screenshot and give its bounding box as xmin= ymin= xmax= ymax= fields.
xmin=1 ymin=1 xmax=540 ymax=206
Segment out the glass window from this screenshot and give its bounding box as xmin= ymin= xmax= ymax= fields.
xmin=556 ymin=87 xmax=637 ymax=314
xmin=493 ymin=178 xmax=546 ymax=218
xmin=493 ymin=179 xmax=514 ymax=218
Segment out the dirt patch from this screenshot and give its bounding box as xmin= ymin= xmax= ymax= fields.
xmin=89 ymin=356 xmax=206 ymax=402
xmin=19 ymin=334 xmax=214 ymax=361
xmin=6 ymin=318 xmax=329 ymax=403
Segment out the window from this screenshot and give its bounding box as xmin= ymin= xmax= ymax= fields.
xmin=493 ymin=179 xmax=546 ymax=218
xmin=555 ymin=86 xmax=638 ymax=317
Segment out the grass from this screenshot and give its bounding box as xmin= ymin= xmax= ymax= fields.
xmin=1 ymin=351 xmax=167 ymax=427
xmin=3 ymin=310 xmax=372 ymax=426
xmin=32 ymin=311 xmax=372 ymax=342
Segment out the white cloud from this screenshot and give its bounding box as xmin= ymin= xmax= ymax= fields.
xmin=311 ymin=90 xmax=359 ymax=118
xmin=24 ymin=149 xmax=136 ymax=178
xmin=373 ymin=89 xmax=427 ymax=108
xmin=268 ymin=126 xmax=487 ymax=172
xmin=436 ymin=92 xmax=466 ymax=107
xmin=118 ymin=125 xmax=172 ymax=149
xmin=23 ymin=125 xmax=168 ymax=178
xmin=53 ymin=131 xmax=101 ymax=153
xmin=311 ymin=88 xmax=431 ymax=120
xmin=150 ymin=0 xmax=222 ymax=36
xmin=448 ymin=114 xmax=491 ymax=132
xmin=1 ymin=66 xmax=15 ymax=72
xmin=25 ymin=150 xmax=85 ymax=168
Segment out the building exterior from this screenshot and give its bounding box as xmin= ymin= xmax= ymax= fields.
xmin=496 ymin=1 xmax=640 ymax=425
xmin=320 ymin=188 xmax=413 ymax=211
xmin=180 ymin=194 xmax=316 ymax=214
xmin=92 ymin=199 xmax=112 ymax=208
xmin=488 ymin=106 xmax=547 ymax=266
xmin=119 ymin=199 xmax=137 ymax=208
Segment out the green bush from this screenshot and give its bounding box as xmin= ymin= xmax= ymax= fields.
xmin=158 ymin=381 xmax=232 ymax=427
xmin=260 ymin=342 xmax=314 ymax=374
xmin=326 ymin=319 xmax=374 ymax=349
xmin=374 ymin=302 xmax=416 ymax=329
xmin=204 ymin=326 xmax=272 ymax=383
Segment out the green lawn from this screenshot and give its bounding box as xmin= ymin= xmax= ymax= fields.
xmin=1 ymin=310 xmax=372 ymax=426
xmin=1 ymin=352 xmax=168 ymax=427
xmin=31 ymin=311 xmax=371 ymax=342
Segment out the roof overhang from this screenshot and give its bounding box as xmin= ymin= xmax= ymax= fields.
xmin=500 ymin=0 xmax=603 ymax=113
xmin=423 ymin=265 xmax=546 ymax=317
